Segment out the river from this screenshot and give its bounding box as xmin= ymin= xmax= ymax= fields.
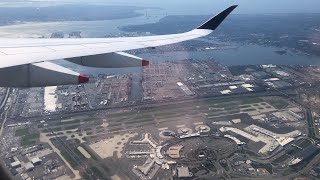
xmin=135 ymin=42 xmax=320 ymax=66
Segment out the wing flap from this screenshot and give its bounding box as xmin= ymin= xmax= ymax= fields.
xmin=67 ymin=52 xmax=149 ymax=68
xmin=0 ymin=61 xmax=89 ymax=87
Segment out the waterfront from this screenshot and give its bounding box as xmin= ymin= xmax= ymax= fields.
xmin=135 ymin=39 xmax=320 ymax=66
xmin=0 ymin=9 xmax=165 ymax=38
xmin=0 ymin=8 xmax=319 ymax=67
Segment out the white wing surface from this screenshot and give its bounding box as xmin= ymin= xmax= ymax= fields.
xmin=0 ymin=5 xmax=237 ymax=87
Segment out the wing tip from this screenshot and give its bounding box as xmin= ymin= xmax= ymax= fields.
xmin=78 ymin=74 xmax=89 ymax=83
xmin=197 ymin=5 xmax=238 ymax=30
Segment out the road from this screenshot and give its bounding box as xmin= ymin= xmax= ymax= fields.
xmin=0 ymin=88 xmax=11 ymax=137
xmin=0 ymin=88 xmax=9 ymax=110
xmin=306 ymin=109 xmax=316 ymax=138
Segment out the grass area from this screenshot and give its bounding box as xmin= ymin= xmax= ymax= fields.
xmin=272 ymin=154 xmax=291 ymax=164
xmin=15 ymin=128 xmax=29 ymax=136
xmin=286 ymin=147 xmax=301 ymax=156
xmin=108 ymin=127 xmax=122 ymax=132
xmin=64 ymin=124 xmax=80 ymax=130
xmin=81 ymin=145 xmax=100 ymax=161
xmin=206 ymin=110 xmax=240 ymax=117
xmin=282 ymin=168 xmax=296 ymax=176
xmin=51 ymin=127 xmax=62 ymax=132
xmin=126 ymin=118 xmax=153 ymax=124
xmin=37 ymin=124 xmax=44 ymax=128
xmin=155 ymin=112 xmax=188 ymax=119
xmin=139 ymin=122 xmax=157 ymax=126
xmin=265 ymin=98 xmax=289 ymax=109
xmin=208 ymin=103 xmax=238 ymax=109
xmin=100 ymin=164 xmax=112 ymax=176
xmin=61 ymin=151 xmax=78 ymax=168
xmin=51 ymin=120 xmax=80 ymax=126
xmin=90 ymin=166 xmax=105 ymax=179
xmin=108 ymin=111 xmax=138 ymax=118
xmin=239 ymin=97 xmax=263 ymax=104
xmin=242 ymin=108 xmax=256 ymax=112
xmin=107 ymin=97 xmax=264 ymax=123
xmin=228 ymin=65 xmax=262 ymax=76
xmin=20 ymin=133 xmax=39 ymax=147
xmin=251 ymin=163 xmax=273 ymax=174
xmin=207 ymin=97 xmax=262 ymax=106
xmin=27 ymin=133 xmax=40 ymax=139
xmin=239 ymin=105 xmax=251 ymax=108
xmin=107 ymin=123 xmax=122 ymax=127
xmin=21 ymin=139 xmax=36 ymax=146
xmin=83 ymin=165 xmax=109 ymax=180
xmin=16 ymin=128 xmax=39 ymax=147
xmin=220 ymin=162 xmax=229 ymax=171
xmin=235 ymin=149 xmax=260 ymax=157
xmin=298 ymin=139 xmax=312 ymax=149
xmin=224 ymin=105 xmax=239 ymax=111
xmin=62 ymin=119 xmax=81 ymax=125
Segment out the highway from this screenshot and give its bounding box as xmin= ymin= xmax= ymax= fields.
xmin=0 ymin=88 xmax=11 ymax=137
xmin=0 ymin=88 xmax=10 ymax=110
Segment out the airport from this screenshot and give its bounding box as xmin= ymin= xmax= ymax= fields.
xmin=1 ymin=57 xmax=319 ymax=179
xmin=0 ymin=2 xmax=320 ymax=179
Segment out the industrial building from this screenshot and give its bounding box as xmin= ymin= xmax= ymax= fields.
xmin=25 ymin=162 xmax=35 ymax=172
xmin=167 ymin=145 xmax=183 ymax=159
xmin=177 ymin=166 xmax=192 ymax=178
xmin=177 ymin=82 xmax=195 ymax=96
xmin=31 ymin=157 xmax=42 ymax=165
xmin=10 ymin=161 xmax=21 ymax=169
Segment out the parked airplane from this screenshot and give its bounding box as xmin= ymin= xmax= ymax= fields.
xmin=0 ymin=5 xmax=237 ymax=87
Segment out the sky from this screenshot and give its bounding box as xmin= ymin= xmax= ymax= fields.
xmin=1 ymin=0 xmax=320 ymax=15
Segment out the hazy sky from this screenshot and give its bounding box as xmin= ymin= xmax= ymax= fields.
xmin=2 ymin=0 xmax=320 ymax=14
xmin=88 ymin=0 xmax=320 ymax=14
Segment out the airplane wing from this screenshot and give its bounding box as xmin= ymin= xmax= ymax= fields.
xmin=0 ymin=5 xmax=237 ymax=87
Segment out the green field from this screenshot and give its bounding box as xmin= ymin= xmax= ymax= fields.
xmin=61 ymin=151 xmax=78 ymax=168
xmin=272 ymin=154 xmax=291 ymax=164
xmin=51 ymin=120 xmax=80 ymax=126
xmin=242 ymin=108 xmax=256 ymax=112
xmin=15 ymin=128 xmax=29 ymax=136
xmin=264 ymin=99 xmax=289 ymax=109
xmin=51 ymin=127 xmax=62 ymax=132
xmin=251 ymin=163 xmax=273 ymax=174
xmin=15 ymin=127 xmax=40 ymax=146
xmin=104 ymin=97 xmax=267 ymax=125
xmin=297 ymin=139 xmax=312 ymax=149
xmin=81 ymin=145 xmax=100 ymax=161
xmin=228 ymin=65 xmax=262 ymax=76
xmin=286 ymin=146 xmax=301 ymax=156
xmin=20 ymin=133 xmax=39 ymax=147
xmin=64 ymin=124 xmax=80 ymax=130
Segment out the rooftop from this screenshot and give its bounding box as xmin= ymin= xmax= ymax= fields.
xmin=177 ymin=166 xmax=192 ymax=178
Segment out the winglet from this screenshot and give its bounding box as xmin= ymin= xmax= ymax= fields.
xmin=197 ymin=5 xmax=238 ymax=30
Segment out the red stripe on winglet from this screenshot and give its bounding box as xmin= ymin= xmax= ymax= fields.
xmin=78 ymin=74 xmax=89 ymax=83
xmin=142 ymin=59 xmax=149 ymax=66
